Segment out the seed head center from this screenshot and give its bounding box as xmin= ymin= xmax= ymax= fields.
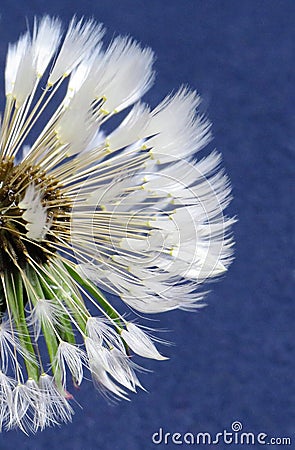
xmin=0 ymin=158 xmax=71 ymax=272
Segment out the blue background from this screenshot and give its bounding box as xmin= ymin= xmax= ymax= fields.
xmin=0 ymin=0 xmax=294 ymax=449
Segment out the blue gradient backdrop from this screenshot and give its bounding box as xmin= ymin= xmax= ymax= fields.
xmin=0 ymin=1 xmax=293 ymax=449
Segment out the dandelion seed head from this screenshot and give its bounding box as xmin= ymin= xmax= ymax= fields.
xmin=0 ymin=15 xmax=234 ymax=432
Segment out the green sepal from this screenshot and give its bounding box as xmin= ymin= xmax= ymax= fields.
xmin=46 ymin=261 xmax=89 ymax=334
xmin=25 ymin=265 xmax=62 ymax=388
xmin=3 ymin=270 xmax=39 ymax=381
xmin=37 ymin=265 xmax=76 ymax=345
xmin=63 ymin=262 xmax=123 ymax=330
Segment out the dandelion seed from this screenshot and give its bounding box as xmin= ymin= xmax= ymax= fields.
xmin=0 ymin=15 xmax=234 ymax=432
xmin=121 ymin=323 xmax=168 ymax=361
xmin=55 ymin=341 xmax=86 ymax=387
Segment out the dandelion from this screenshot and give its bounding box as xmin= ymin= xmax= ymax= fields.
xmin=0 ymin=16 xmax=234 ymax=432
